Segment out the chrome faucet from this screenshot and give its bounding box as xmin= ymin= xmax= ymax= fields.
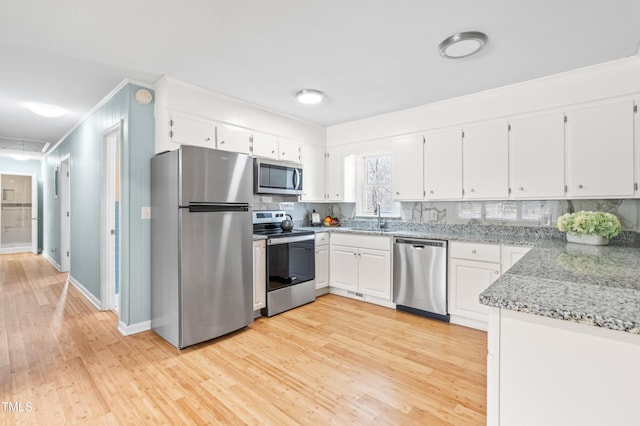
xmin=375 ymin=202 xmax=387 ymax=230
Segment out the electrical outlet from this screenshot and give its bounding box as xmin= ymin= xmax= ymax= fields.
xmin=429 ymin=209 xmax=438 ymax=221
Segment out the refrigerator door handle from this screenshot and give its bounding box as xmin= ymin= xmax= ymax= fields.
xmin=187 ymin=203 xmax=249 ymax=213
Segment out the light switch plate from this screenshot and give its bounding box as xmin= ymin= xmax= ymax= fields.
xmin=429 ymin=209 xmax=438 ymax=221
xmin=141 ymin=206 xmax=151 ymax=220
xmin=279 ymin=202 xmax=294 ymax=211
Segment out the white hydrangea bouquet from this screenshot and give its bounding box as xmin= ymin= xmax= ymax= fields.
xmin=556 ymin=211 xmax=621 ymax=245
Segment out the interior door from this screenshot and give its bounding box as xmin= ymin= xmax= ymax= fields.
xmin=0 ymin=173 xmax=35 ymax=254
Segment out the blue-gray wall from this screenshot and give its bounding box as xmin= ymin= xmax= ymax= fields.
xmin=42 ymin=83 xmax=155 ymax=326
xmin=0 ymin=157 xmax=43 ymax=251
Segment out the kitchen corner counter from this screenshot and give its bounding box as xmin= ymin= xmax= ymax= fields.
xmin=480 ymin=242 xmax=640 ymax=334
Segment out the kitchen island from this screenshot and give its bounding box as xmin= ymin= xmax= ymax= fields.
xmin=479 ymin=242 xmax=640 ymax=426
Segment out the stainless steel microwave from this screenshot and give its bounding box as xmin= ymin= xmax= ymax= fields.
xmin=254 ymin=158 xmax=303 ymax=195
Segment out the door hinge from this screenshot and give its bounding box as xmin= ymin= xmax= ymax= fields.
xmin=169 ymin=119 xmax=173 ymax=127
xmin=423 ymin=136 xmax=426 ymax=144
xmin=461 ymin=189 xmax=465 ymax=195
xmin=508 ymin=124 xmax=511 ymax=131
xmin=461 ymin=130 xmax=465 ymax=138
xmin=66 ymin=171 xmax=69 ymax=177
xmin=66 ymin=251 xmax=70 ymax=257
xmin=634 ymin=105 xmax=638 ymax=113
xmin=66 ymin=211 xmax=70 ymax=217
xmin=169 ymin=130 xmax=173 ymax=138
xmin=423 ymin=190 xmax=426 ymax=197
xmin=635 ymin=182 xmax=638 ymax=191
xmin=508 ymin=187 xmax=512 ymax=194
xmin=564 ymin=185 xmax=568 ymax=193
xmin=564 ymin=115 xmax=568 ymax=123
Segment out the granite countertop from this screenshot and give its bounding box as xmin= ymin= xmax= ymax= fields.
xmin=480 ymin=242 xmax=640 ymax=334
xmin=294 ymin=224 xmax=640 ymax=334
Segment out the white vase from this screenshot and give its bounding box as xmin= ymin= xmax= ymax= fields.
xmin=566 ymin=233 xmax=609 ymax=246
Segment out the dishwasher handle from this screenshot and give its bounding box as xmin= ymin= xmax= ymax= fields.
xmin=394 ymin=238 xmax=447 ymax=248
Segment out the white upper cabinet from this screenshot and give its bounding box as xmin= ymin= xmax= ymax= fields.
xmin=278 ymin=138 xmax=301 ymax=163
xmin=463 ymin=121 xmax=509 ymax=199
xmin=509 ymin=112 xmax=565 ymax=199
xmin=424 ymin=127 xmax=463 ymax=200
xmin=565 ymin=98 xmax=636 ymax=198
xmin=169 ymin=112 xmax=215 ymax=149
xmin=251 ymin=131 xmax=279 ymax=159
xmin=391 ymin=134 xmax=424 ymax=201
xmin=215 ymin=124 xmax=252 ymax=154
xmin=325 ymin=147 xmax=344 ymax=202
xmin=299 ymin=144 xmax=326 ymax=202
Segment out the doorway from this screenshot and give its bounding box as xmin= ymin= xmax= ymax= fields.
xmin=60 ymin=156 xmax=70 ymax=272
xmin=0 ymin=173 xmax=38 ymax=254
xmin=101 ymin=123 xmax=122 ymax=314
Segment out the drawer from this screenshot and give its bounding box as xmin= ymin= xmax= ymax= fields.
xmin=330 ymin=233 xmax=391 ymax=251
xmin=450 ymin=241 xmax=501 ymax=263
xmin=315 ymin=232 xmax=329 ymax=246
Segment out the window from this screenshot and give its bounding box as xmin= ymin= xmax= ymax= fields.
xmin=363 ymin=155 xmax=393 ymax=214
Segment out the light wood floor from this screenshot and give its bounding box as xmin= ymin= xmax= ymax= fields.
xmin=1 ymin=253 xmax=487 ymax=425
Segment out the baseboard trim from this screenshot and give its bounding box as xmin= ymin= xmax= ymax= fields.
xmin=42 ymin=252 xmax=62 ymax=271
xmin=118 ymin=320 xmax=151 ymax=336
xmin=68 ymin=274 xmax=102 ymax=311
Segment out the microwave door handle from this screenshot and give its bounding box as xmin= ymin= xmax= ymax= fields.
xmin=293 ymin=168 xmax=300 ymax=190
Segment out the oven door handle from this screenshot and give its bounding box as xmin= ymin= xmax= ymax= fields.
xmin=267 ymin=234 xmax=315 ymax=245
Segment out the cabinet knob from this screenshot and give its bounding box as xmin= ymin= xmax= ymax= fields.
xmin=471 ymin=249 xmax=477 ymax=254
xmin=578 ymin=184 xmax=583 ymax=189
xmin=282 ymin=152 xmax=285 ymax=156
xmin=205 ymin=137 xmax=211 ymax=142
xmin=470 ymin=188 xmax=475 ymax=193
xmin=220 ymin=140 xmax=225 ymax=144
xmin=495 ymin=271 xmax=499 ymax=274
xmin=430 ymin=190 xmax=434 ymax=194
xmin=396 ymin=191 xmax=400 ymax=195
xmin=272 ymin=150 xmax=275 ymax=154
xmin=353 ymin=253 xmax=357 ymax=256
xmin=519 ymin=187 xmax=524 ymax=191
xmin=336 ymin=193 xmax=339 ymax=197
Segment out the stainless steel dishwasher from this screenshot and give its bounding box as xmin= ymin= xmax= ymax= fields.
xmin=393 ymin=237 xmax=449 ymax=321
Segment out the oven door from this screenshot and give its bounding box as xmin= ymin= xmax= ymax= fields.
xmin=266 ymin=235 xmax=315 ymax=292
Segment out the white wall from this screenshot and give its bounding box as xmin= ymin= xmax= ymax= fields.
xmin=327 ymin=57 xmax=640 ymax=145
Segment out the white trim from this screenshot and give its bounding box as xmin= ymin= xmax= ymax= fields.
xmin=42 ymin=251 xmax=62 ymax=271
xmin=118 ymin=320 xmax=151 ymax=336
xmin=46 ymin=79 xmax=152 ymax=155
xmin=68 ymin=274 xmax=102 ymax=311
xmin=0 ymin=246 xmax=33 ymax=254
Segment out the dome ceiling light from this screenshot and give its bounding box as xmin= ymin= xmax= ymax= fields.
xmin=28 ymin=103 xmax=65 ymax=118
xmin=295 ymin=89 xmax=325 ymax=104
xmin=439 ymin=31 xmax=488 ymax=59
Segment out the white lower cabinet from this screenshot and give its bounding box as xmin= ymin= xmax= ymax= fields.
xmin=252 ymin=240 xmax=266 ymax=311
xmin=329 ymin=234 xmax=392 ymax=306
xmin=314 ymin=233 xmax=329 ymax=291
xmin=448 ymin=241 xmax=501 ymax=330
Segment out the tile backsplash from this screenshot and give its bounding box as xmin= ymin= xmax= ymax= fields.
xmin=254 ymin=195 xmax=640 ymax=232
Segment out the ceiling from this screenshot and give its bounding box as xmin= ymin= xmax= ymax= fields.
xmin=1 ymin=0 xmax=640 ymax=154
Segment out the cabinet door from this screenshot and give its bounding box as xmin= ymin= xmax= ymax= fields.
xmin=253 ymin=241 xmax=266 ymax=311
xmin=170 ymin=112 xmax=215 ymax=148
xmin=326 ymin=147 xmax=344 ymax=201
xmin=463 ymin=121 xmax=509 ymax=199
xmin=315 ymin=245 xmax=329 ymax=290
xmin=252 ymin=131 xmax=279 ymax=159
xmin=509 ymin=112 xmax=565 ymax=198
xmin=278 ymin=138 xmax=301 ymax=163
xmin=329 ymin=245 xmax=358 ymax=291
xmin=391 ymin=134 xmax=424 ymax=201
xmin=566 ymin=99 xmax=635 ymax=198
xmin=299 ymin=144 xmax=326 ymax=202
xmin=501 ymin=245 xmax=531 ymax=273
xmin=424 ymin=128 xmax=463 ymax=200
xmin=358 ymin=248 xmax=391 ymax=300
xmin=449 ymin=258 xmax=501 ymax=322
xmin=216 ymin=124 xmax=252 ymax=154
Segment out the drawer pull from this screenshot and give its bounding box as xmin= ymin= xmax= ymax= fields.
xmin=471 ymin=249 xmax=477 ymax=254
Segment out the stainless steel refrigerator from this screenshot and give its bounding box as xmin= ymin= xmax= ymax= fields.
xmin=151 ymin=146 xmax=254 ymax=349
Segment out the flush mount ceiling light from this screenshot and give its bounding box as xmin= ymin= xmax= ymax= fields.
xmin=439 ymin=31 xmax=488 ymax=59
xmin=28 ymin=103 xmax=64 ymax=118
xmin=295 ymin=89 xmax=325 ymax=104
